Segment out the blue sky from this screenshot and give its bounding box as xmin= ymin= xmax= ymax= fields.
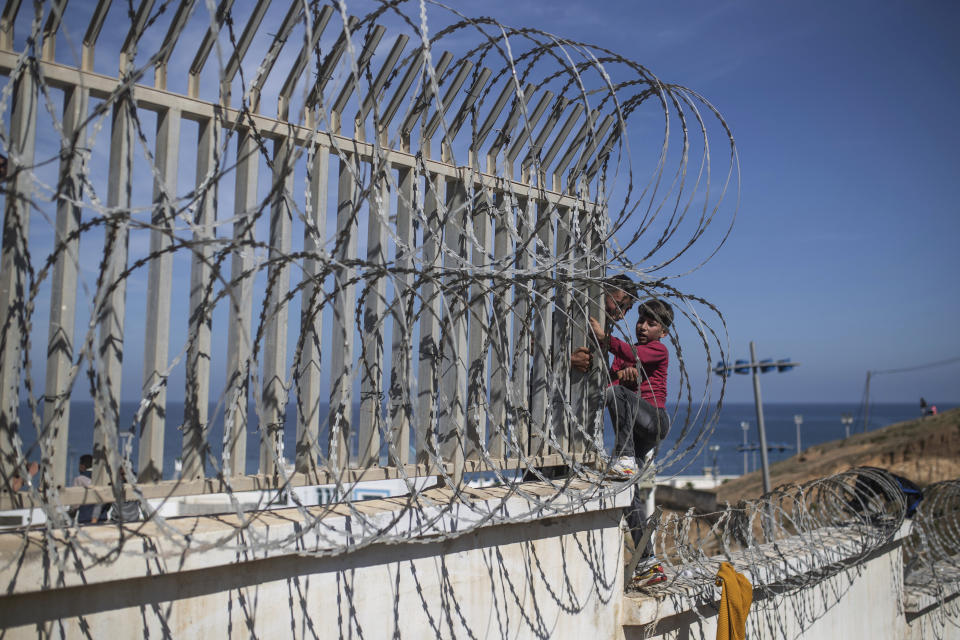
xmin=8 ymin=0 xmax=959 ymax=410
xmin=463 ymin=0 xmax=960 ymax=404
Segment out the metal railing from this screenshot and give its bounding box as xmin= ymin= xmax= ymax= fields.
xmin=0 ymin=0 xmax=621 ymax=511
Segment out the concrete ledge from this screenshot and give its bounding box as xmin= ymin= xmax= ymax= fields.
xmin=0 ymin=479 xmax=631 ymax=638
xmin=622 ymin=521 xmax=910 ymax=640
xmin=0 ymin=479 xmax=628 ymax=595
xmin=905 ymin=561 xmax=960 ymax=616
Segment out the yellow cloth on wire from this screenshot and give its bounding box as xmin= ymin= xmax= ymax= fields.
xmin=715 ymin=561 xmax=753 ymax=640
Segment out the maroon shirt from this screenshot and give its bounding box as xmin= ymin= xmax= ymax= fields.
xmin=607 ymin=335 xmax=669 ymax=408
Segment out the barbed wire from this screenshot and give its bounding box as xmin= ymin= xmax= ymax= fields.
xmin=0 ymin=1 xmax=956 ymax=637
xmin=0 ymin=0 xmax=732 ymax=537
xmin=630 ymin=467 xmax=960 ymax=638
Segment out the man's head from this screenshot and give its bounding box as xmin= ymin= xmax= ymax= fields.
xmin=604 ymin=274 xmax=638 ymax=321
xmin=635 ymin=299 xmax=673 ymax=345
xmin=79 ymin=454 xmax=92 ymax=472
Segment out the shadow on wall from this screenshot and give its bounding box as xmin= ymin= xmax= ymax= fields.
xmin=0 ymin=505 xmax=624 ymax=638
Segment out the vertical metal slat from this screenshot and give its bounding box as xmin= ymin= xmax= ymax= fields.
xmin=357 ymin=169 xmax=388 ymax=468
xmin=528 ymin=200 xmax=554 ymax=457
xmin=138 ymin=105 xmax=179 ymax=483
xmin=388 ymin=166 xmax=414 ymax=466
xmin=510 ymin=195 xmax=533 ymax=459
xmin=223 ymin=127 xmax=259 ymax=477
xmin=486 ymin=193 xmax=509 ymax=459
xmin=328 ymin=153 xmax=359 ymax=473
xmin=465 ymin=188 xmax=491 ymax=461
xmin=414 ymin=173 xmax=443 ymax=465
xmin=552 ymin=204 xmax=573 ymax=456
xmin=260 ymin=137 xmax=293 ymax=476
xmin=295 ymin=141 xmax=329 ymax=477
xmin=41 ymin=85 xmax=87 ymax=487
xmin=569 ymin=198 xmax=591 ymax=456
xmin=0 ymin=65 xmax=37 ymax=489
xmin=92 ymin=94 xmax=132 ymax=486
xmin=438 ymin=176 xmax=467 ymax=484
xmin=182 ymin=115 xmax=218 ymax=481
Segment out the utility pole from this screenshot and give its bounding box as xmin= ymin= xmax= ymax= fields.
xmin=750 ymin=342 xmax=772 ymax=494
xmin=794 ymin=414 xmax=803 ymax=454
xmin=713 ymin=346 xmax=799 ymax=496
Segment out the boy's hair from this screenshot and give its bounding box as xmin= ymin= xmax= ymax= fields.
xmin=638 ymin=299 xmax=673 ymax=329
xmin=604 ymin=274 xmax=638 ymax=299
xmin=79 ymin=454 xmax=93 ymax=468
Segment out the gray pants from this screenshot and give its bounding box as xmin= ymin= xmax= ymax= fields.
xmin=605 ymin=385 xmax=670 ymax=549
xmin=605 ymin=385 xmax=669 ymax=461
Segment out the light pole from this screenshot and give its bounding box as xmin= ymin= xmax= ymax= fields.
xmin=794 ymin=414 xmax=803 ymax=454
xmin=740 ymin=421 xmax=750 ymax=475
xmin=714 ymin=343 xmax=799 ymax=495
xmin=842 ymin=413 xmax=853 ymax=439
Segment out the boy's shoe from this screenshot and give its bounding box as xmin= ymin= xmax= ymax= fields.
xmin=607 ymin=457 xmax=638 ymax=480
xmin=632 ymin=563 xmax=667 ymax=588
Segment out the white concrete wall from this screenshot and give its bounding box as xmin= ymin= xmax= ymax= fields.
xmin=0 ymin=481 xmax=629 ymax=639
xmin=4 ymin=480 xmax=960 ymax=640
xmin=622 ymin=524 xmax=960 ymax=640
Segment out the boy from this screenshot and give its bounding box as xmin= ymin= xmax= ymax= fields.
xmin=589 ymin=298 xmax=672 ymax=479
xmin=590 ymin=299 xmax=672 ymax=583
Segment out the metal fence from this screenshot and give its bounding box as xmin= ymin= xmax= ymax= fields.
xmin=0 ymin=0 xmax=644 ymax=511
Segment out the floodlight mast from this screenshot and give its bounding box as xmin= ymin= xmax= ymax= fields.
xmin=713 ymin=343 xmax=800 ymax=495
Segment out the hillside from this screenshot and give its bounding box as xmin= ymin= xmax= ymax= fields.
xmin=715 ymin=407 xmax=960 ymax=504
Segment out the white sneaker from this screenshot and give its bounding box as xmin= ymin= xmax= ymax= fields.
xmin=607 ymin=457 xmax=638 ymax=480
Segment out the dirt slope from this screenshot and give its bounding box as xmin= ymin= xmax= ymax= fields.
xmin=715 ymin=407 xmax=960 ymax=504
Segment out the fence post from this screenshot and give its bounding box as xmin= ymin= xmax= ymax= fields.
xmin=295 ymin=139 xmax=330 ymax=478
xmin=138 ymin=105 xmax=179 ymax=483
xmin=329 ymin=152 xmax=359 ymax=474
xmin=260 ymin=137 xmax=293 ymax=477
xmin=223 ymin=126 xmax=259 ymax=477
xmin=182 ymin=114 xmax=218 ymax=481
xmin=0 ymin=66 xmax=37 ymax=490
xmin=42 ymin=85 xmax=88 ymax=487
xmin=92 ymin=94 xmax=133 ymax=486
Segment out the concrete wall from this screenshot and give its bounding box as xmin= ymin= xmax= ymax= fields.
xmin=622 ymin=523 xmax=960 ymax=640
xmin=0 ymin=481 xmax=629 ymax=639
xmin=4 ymin=479 xmax=960 ymax=640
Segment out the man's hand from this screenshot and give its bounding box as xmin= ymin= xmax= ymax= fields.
xmin=588 ymin=316 xmax=605 ymax=341
xmin=617 ymin=367 xmax=639 ymax=383
xmin=571 ymin=346 xmax=592 ymax=372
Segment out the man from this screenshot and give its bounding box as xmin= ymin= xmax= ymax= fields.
xmin=571 ymin=274 xmax=638 ymax=372
xmin=74 ymin=454 xmax=93 ymax=488
xmin=72 ymin=454 xmax=98 ymax=523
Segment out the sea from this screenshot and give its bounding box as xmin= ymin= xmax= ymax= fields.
xmin=12 ymin=399 xmax=954 ymax=483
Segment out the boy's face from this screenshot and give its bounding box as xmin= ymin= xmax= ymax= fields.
xmin=636 ymin=315 xmax=667 ymax=344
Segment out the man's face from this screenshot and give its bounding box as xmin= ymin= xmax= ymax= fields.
xmin=604 ymin=289 xmax=633 ymax=321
